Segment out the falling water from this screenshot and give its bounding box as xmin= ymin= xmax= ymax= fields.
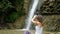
xmin=25 ymin=0 xmax=39 ymax=30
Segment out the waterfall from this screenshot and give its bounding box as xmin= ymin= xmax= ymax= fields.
xmin=26 ymin=0 xmax=39 ymax=30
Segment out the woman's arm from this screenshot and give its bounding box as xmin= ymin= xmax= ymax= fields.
xmin=31 ymin=18 xmax=37 ymax=24
xmin=31 ymin=15 xmax=37 ymax=24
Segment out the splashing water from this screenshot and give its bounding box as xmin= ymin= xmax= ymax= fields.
xmin=25 ymin=0 xmax=39 ymax=30
xmin=23 ymin=0 xmax=43 ymax=34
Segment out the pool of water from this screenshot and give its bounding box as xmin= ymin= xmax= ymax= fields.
xmin=0 ymin=29 xmax=60 ymax=34
xmin=0 ymin=29 xmax=35 ymax=34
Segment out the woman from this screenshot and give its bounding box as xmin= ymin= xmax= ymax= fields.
xmin=31 ymin=15 xmax=43 ymax=34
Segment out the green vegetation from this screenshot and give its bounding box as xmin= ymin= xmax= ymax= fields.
xmin=0 ymin=0 xmax=25 ymax=29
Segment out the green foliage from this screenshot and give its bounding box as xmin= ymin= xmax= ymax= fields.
xmin=0 ymin=0 xmax=25 ymax=23
xmin=5 ymin=12 xmax=19 ymax=23
xmin=0 ymin=0 xmax=12 ymax=10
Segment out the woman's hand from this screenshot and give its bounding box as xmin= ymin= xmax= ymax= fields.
xmin=31 ymin=19 xmax=37 ymax=24
xmin=31 ymin=15 xmax=37 ymax=24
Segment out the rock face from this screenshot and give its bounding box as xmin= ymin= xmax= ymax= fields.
xmin=43 ymin=15 xmax=60 ymax=32
xmin=40 ymin=0 xmax=60 ymax=14
xmin=36 ymin=0 xmax=60 ymax=32
xmin=24 ymin=0 xmax=31 ymax=13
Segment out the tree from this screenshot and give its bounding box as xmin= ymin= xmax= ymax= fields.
xmin=0 ymin=0 xmax=25 ymax=29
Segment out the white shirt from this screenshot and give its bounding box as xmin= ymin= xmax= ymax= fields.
xmin=35 ymin=26 xmax=43 ymax=34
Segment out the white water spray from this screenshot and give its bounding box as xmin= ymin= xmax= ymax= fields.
xmin=25 ymin=0 xmax=39 ymax=30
